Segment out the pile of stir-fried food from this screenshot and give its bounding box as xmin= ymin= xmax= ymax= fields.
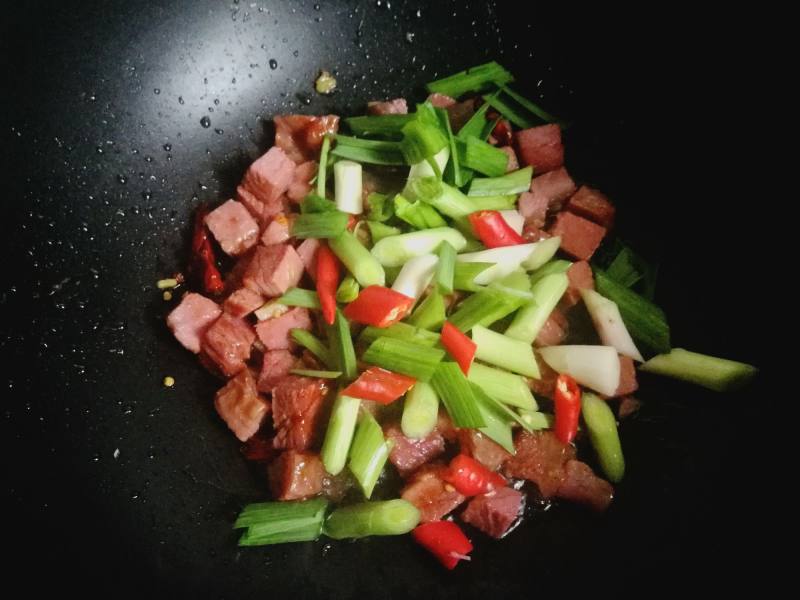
xmin=163 ymin=62 xmax=756 ymax=568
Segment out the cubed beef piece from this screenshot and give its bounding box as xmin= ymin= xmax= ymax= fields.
xmin=446 ymin=99 xmax=476 ymax=133
xmin=224 ymin=288 xmax=264 ymax=318
xmin=287 ymin=161 xmax=317 ymax=203
xmin=202 ymin=313 xmax=255 ymax=377
xmin=260 ymin=214 xmax=293 ymax=246
xmin=268 ymin=450 xmax=325 ymax=500
xmin=242 ymin=244 xmax=304 ymax=297
xmin=296 ymin=238 xmax=320 ymax=281
xmin=274 ymin=115 xmax=339 ymax=164
xmin=237 ymin=185 xmax=288 ymax=226
xmin=556 ymin=460 xmax=614 ymax=512
xmin=529 ymin=167 xmax=577 ymax=213
xmin=384 ymin=424 xmax=446 ymax=477
xmin=271 ymin=375 xmax=328 ymax=450
xmin=534 ymin=309 xmax=569 ymax=347
xmin=214 ymin=369 xmax=270 ymax=442
xmin=204 ymin=200 xmax=260 ymax=256
xmin=515 ymin=124 xmax=564 ymax=174
xmin=500 ymin=146 xmax=519 ymax=173
xmin=614 ymin=355 xmax=639 ymax=397
xmin=618 ymin=395 xmax=642 ymax=418
xmin=255 ymin=307 xmax=312 ymax=351
xmin=224 ymin=248 xmax=256 ymax=291
xmin=401 ymin=465 xmax=466 ymax=522
xmin=458 ymin=430 xmax=511 ymax=471
xmin=367 ymin=98 xmax=408 ymax=115
xmin=436 ymin=411 xmax=459 ymax=443
xmin=241 ymin=432 xmax=277 ymax=462
xmin=566 ymin=186 xmax=615 ymax=228
xmin=547 ymin=212 xmax=606 ymax=261
xmin=518 ymin=191 xmax=549 ymax=229
xmin=461 ymin=487 xmax=524 ymax=538
xmin=167 ymin=293 xmax=222 ymax=353
xmin=242 ymin=146 xmax=296 ymax=208
xmin=257 ymin=349 xmax=299 ymax=392
xmin=426 ymin=93 xmax=456 ymax=108
xmin=502 ymin=431 xmax=576 ymax=498
xmin=561 ymin=260 xmax=595 ymax=308
xmin=529 ymin=352 xmax=560 ymax=399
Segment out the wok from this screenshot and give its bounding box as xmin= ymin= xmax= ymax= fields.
xmin=2 ymin=1 xmax=771 ymax=596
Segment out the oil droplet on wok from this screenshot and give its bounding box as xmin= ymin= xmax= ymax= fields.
xmin=200 ymin=116 xmax=211 ymax=128
xmin=163 ymin=143 xmax=172 ymax=151
xmin=117 ymin=174 xmax=127 ymax=184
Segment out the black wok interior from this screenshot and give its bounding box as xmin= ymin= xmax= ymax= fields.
xmin=2 ymin=1 xmax=772 ymax=596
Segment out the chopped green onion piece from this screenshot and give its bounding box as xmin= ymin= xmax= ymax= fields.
xmin=317 ymin=135 xmax=331 ymax=197
xmin=504 ymin=273 xmax=569 ymax=344
xmin=430 ymin=362 xmax=486 ymax=428
xmin=448 ymin=285 xmax=527 ymax=332
xmin=464 ymin=194 xmax=519 ymax=212
xmin=519 ymin=410 xmax=553 ymax=430
xmin=500 ymin=85 xmax=560 ymax=124
xmin=401 ymin=381 xmax=439 ymax=439
xmin=367 ymin=221 xmax=402 ymax=244
xmin=426 ymin=61 xmax=514 ymax=98
xmin=321 ymin=394 xmax=361 ymax=475
xmin=277 ymin=288 xmax=322 ymax=309
xmin=345 ymin=113 xmax=414 ymax=138
xmin=291 ymin=329 xmax=333 ymax=368
xmin=453 ymin=262 xmax=494 ymax=292
xmin=329 ymin=230 xmax=386 ymax=287
xmin=462 ymin=136 xmax=509 ymax=177
xmin=483 ymin=92 xmax=536 ymax=129
xmin=496 ymin=269 xmax=531 ymax=293
xmin=404 ymin=176 xmax=471 ymax=219
xmin=436 ymin=106 xmax=468 ymax=187
xmin=362 ymin=337 xmax=445 ymax=382
xmin=290 ymin=369 xmax=343 ymax=379
xmin=639 ymin=348 xmax=757 ymax=392
xmin=435 ymin=241 xmax=456 ymax=295
xmin=365 ymin=192 xmax=393 ymax=222
xmin=370 ymin=227 xmax=467 ymax=268
xmin=358 ymin=322 xmax=440 ymax=348
xmin=348 ymin=412 xmax=391 ymax=498
xmin=235 ymin=498 xmax=328 ymax=546
xmin=407 ymin=290 xmax=446 ymax=331
xmin=467 ymin=166 xmax=533 ymax=197
xmin=581 ymin=392 xmax=625 ymax=483
xmin=400 ymin=119 xmax=448 ymax=166
xmin=408 ymin=146 xmax=449 ymax=180
xmin=457 ymin=98 xmax=490 ymax=138
xmin=332 ymin=135 xmax=407 ymax=165
xmin=472 ymin=325 xmax=541 ymax=378
xmin=336 ymin=276 xmax=360 ymax=303
xmin=292 ymin=211 xmax=349 ymax=239
xmin=594 ymin=269 xmax=670 ymax=356
xmin=529 ymin=259 xmax=573 ymax=287
xmin=467 ymin=361 xmax=537 ymax=411
xmin=521 ymin=237 xmax=562 ymax=271
xmin=394 ymin=194 xmax=447 ymax=229
xmin=470 ymin=383 xmax=515 ymax=453
xmin=328 ymin=309 xmax=358 ymax=381
xmin=301 ymin=193 xmax=339 ymax=213
xmin=323 ymin=499 xmax=420 ymax=539
xmin=334 ymin=160 xmax=363 ymax=214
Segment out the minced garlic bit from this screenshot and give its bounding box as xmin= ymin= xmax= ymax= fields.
xmin=315 ymin=70 xmax=337 ymax=95
xmin=162 ymin=290 xmax=173 ymax=301
xmin=157 ymin=278 xmax=178 ymax=289
xmin=163 ymin=376 xmax=175 ymax=387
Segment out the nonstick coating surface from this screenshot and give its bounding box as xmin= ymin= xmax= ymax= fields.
xmin=2 ymin=1 xmax=771 ymax=597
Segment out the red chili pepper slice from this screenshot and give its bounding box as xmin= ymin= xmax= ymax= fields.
xmin=342 ymin=285 xmax=415 ymax=327
xmin=468 ymin=210 xmax=526 ymax=248
xmin=315 ymin=244 xmax=341 ymax=325
xmin=442 ymin=454 xmax=507 ymax=497
xmin=554 ymin=373 xmax=581 ymax=444
xmin=191 ymin=206 xmax=224 ymax=295
xmin=412 ymin=521 xmax=473 ymax=570
xmin=491 ymin=118 xmax=513 ymax=147
xmin=440 ymin=322 xmax=477 ymax=375
xmin=341 ymin=367 xmax=416 ymax=404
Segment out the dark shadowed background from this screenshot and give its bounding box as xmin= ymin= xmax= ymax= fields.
xmin=1 ymin=1 xmax=775 ymax=597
